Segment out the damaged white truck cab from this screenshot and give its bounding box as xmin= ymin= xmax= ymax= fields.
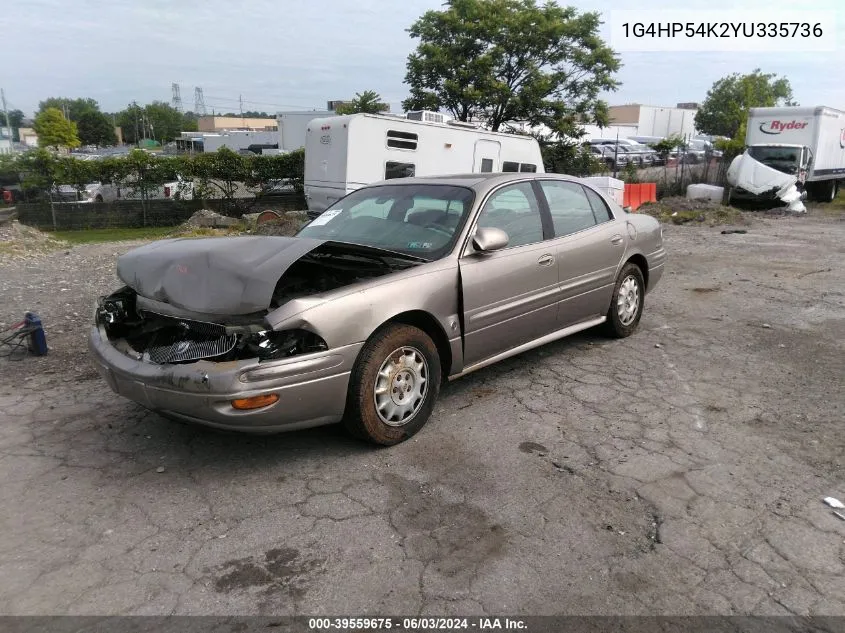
xmin=727 ymin=106 xmax=845 ymax=208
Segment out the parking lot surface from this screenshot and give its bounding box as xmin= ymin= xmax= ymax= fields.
xmin=0 ymin=212 xmax=843 ymax=615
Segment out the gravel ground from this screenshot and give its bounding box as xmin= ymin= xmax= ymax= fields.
xmin=0 ymin=208 xmax=843 ymax=616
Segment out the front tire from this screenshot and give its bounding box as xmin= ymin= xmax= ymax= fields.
xmin=604 ymin=263 xmax=645 ymax=338
xmin=344 ymin=324 xmax=441 ymax=445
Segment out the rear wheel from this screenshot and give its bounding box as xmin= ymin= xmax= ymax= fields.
xmin=604 ymin=263 xmax=645 ymax=338
xmin=344 ymin=324 xmax=442 ymax=445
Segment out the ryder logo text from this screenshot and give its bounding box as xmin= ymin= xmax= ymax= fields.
xmin=759 ymin=120 xmax=809 ymax=134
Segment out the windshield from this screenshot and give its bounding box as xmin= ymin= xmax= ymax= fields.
xmin=297 ymin=183 xmax=476 ymax=261
xmin=747 ymin=146 xmax=801 ymax=174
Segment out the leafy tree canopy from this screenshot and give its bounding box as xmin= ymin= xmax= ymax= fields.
xmin=336 ymin=91 xmax=390 ymax=115
xmin=402 ymin=0 xmax=619 ymax=134
xmin=33 ymin=108 xmax=81 ymax=149
xmin=76 ymin=111 xmax=117 ymax=146
xmin=38 ymin=97 xmax=100 ymax=122
xmin=694 ymin=69 xmax=795 ymax=139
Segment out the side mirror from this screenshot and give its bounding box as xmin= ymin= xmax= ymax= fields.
xmin=472 ymin=226 xmax=509 ymax=252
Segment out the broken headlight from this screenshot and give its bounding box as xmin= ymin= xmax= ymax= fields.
xmin=244 ymin=329 xmax=328 ymax=361
xmin=96 ymin=288 xmax=140 ymax=338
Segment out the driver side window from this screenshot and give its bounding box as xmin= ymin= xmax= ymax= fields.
xmin=476 ymin=183 xmax=544 ymax=248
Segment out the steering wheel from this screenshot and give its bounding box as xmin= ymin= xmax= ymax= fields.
xmin=423 ymin=223 xmax=452 ymax=237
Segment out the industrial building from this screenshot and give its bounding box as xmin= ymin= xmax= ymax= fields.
xmin=176 ymin=110 xmax=333 ymax=154
xmin=196 ymin=116 xmax=279 ymax=132
xmin=608 ymin=103 xmax=699 ymax=139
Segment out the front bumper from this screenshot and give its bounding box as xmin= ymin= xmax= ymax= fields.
xmin=88 ymin=323 xmax=362 ymax=433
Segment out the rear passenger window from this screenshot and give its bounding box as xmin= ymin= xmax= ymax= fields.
xmin=519 ymin=163 xmax=537 ymax=173
xmin=476 ymin=182 xmax=544 ymax=248
xmin=583 ymin=187 xmax=614 ymax=222
xmin=385 ymin=162 xmax=415 ymax=180
xmin=539 ymin=181 xmax=598 ymax=237
xmin=502 ymin=161 xmax=519 ymax=172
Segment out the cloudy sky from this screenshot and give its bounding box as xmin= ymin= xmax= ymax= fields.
xmin=3 ymin=0 xmax=842 ymax=117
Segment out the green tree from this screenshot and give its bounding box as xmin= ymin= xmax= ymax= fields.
xmin=54 ymin=156 xmax=97 ymax=195
xmin=648 ymin=135 xmax=683 ymax=161
xmin=540 ymin=141 xmax=603 ymax=176
xmin=116 ymin=103 xmax=145 ymax=145
xmin=336 ymin=91 xmax=389 ymax=114
xmin=33 ymin=108 xmax=80 ymax=149
xmin=3 ymin=109 xmax=24 ymax=142
xmin=403 ymin=0 xmax=619 ymax=133
xmin=185 ymin=147 xmax=247 ymax=210
xmin=143 ymin=101 xmax=184 ymax=143
xmin=76 ymin=111 xmax=117 ymax=146
xmin=694 ymin=69 xmax=795 ymax=139
xmin=38 ymin=97 xmax=100 ymax=122
xmin=182 ymin=111 xmax=199 ymax=132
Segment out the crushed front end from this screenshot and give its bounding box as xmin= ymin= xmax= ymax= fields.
xmin=88 ymin=286 xmax=360 ymax=433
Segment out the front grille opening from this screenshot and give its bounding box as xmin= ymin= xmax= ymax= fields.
xmin=144 ymin=319 xmax=238 ymax=364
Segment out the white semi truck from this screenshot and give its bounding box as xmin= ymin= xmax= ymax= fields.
xmin=728 ymin=106 xmax=845 ymax=206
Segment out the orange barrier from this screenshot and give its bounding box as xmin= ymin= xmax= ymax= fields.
xmin=623 ymin=183 xmax=657 ymax=211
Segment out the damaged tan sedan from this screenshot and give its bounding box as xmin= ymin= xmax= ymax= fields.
xmin=89 ymin=173 xmax=666 ymax=445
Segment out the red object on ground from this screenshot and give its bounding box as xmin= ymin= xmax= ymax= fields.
xmin=623 ymin=183 xmax=657 ymax=211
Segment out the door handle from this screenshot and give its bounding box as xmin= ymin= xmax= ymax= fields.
xmin=611 ymin=235 xmax=624 ymax=246
xmin=538 ymin=254 xmax=555 ymax=266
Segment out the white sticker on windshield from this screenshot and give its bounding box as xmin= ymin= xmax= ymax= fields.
xmin=309 ymin=209 xmax=342 ymax=226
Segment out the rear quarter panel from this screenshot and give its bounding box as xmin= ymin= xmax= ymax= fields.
xmin=624 ymin=213 xmax=666 ymax=292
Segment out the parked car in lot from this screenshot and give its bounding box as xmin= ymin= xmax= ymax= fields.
xmin=588 ymin=139 xmax=657 ymax=167
xmin=589 ymin=144 xmax=629 ymax=170
xmin=56 ymin=176 xmax=194 ymax=203
xmin=90 ymin=173 xmax=666 ymax=445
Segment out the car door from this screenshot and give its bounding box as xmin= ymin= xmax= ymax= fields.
xmin=536 ymin=180 xmax=626 ymax=327
xmin=459 ymin=181 xmax=558 ymax=366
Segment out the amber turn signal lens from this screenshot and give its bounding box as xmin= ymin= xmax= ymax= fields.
xmin=231 ymin=394 xmax=279 ymax=410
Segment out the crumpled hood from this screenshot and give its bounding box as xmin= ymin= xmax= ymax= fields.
xmin=727 ymin=151 xmax=797 ymax=195
xmin=727 ymin=151 xmax=806 ymax=212
xmin=117 ymin=236 xmax=325 ymax=315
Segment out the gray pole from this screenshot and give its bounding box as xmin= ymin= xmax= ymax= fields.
xmin=1 ymin=88 xmax=14 ymax=155
xmin=613 ymin=129 xmax=619 ymax=179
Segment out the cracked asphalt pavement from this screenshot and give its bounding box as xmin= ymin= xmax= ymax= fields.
xmin=0 ymin=212 xmax=843 ymax=616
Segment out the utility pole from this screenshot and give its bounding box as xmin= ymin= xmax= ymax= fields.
xmin=133 ymin=101 xmax=140 ymax=147
xmin=1 ymin=88 xmax=14 ymax=155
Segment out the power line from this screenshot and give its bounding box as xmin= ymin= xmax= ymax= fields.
xmin=202 ymin=94 xmax=323 ymax=110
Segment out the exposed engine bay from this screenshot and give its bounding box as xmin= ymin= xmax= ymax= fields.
xmin=270 ymin=249 xmax=413 ymax=308
xmin=98 ymin=243 xmax=421 ymax=365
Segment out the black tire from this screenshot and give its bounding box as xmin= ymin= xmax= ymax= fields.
xmin=343 ymin=324 xmax=442 ymax=446
xmin=604 ymin=262 xmax=646 ymax=338
xmin=816 ymin=180 xmax=837 ymax=203
xmin=95 ymin=194 xmax=104 ymax=203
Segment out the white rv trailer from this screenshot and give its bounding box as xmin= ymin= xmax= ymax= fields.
xmin=304 ymin=113 xmax=544 ymax=215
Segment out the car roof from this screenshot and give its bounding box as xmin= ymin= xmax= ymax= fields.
xmin=368 ymin=172 xmax=584 ymax=191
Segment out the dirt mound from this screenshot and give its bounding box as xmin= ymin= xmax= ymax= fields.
xmin=638 ymin=197 xmax=748 ymax=226
xmin=253 ymin=212 xmax=308 ymax=237
xmin=0 ymin=219 xmax=68 ymax=259
xmin=181 ymin=209 xmax=240 ymax=229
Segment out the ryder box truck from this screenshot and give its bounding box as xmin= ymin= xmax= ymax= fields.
xmin=728 ymin=106 xmax=845 ymax=205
